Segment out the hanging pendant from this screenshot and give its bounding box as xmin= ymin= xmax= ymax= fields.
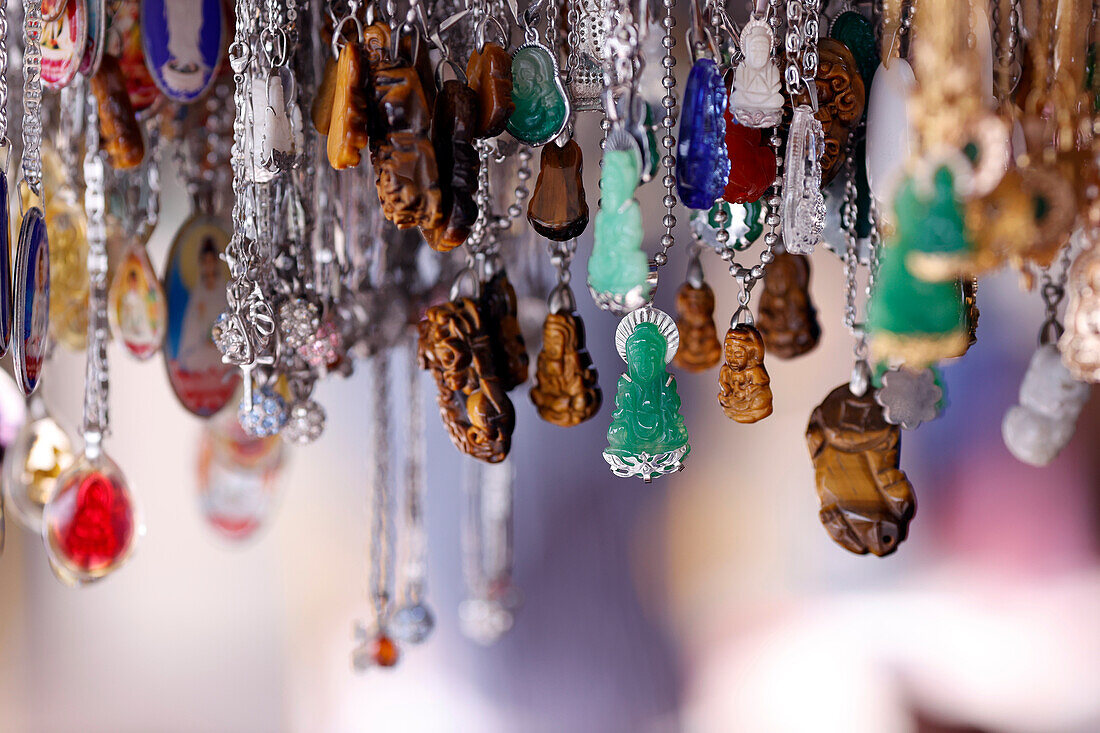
xmin=829 ymin=10 xmax=877 ymax=90
xmin=801 ymin=38 xmax=866 ymax=187
xmin=104 ymin=0 xmax=159 ymax=111
xmin=78 ymin=0 xmax=105 ymax=75
xmin=465 ymin=42 xmax=514 ymax=139
xmin=41 ymin=0 xmax=88 ymax=89
xmin=42 ymin=450 xmax=138 ymax=584
xmin=2 ymin=401 xmax=73 ymax=533
xmin=806 ymin=383 xmax=916 ymax=557
xmin=865 ymin=164 xmax=970 ymax=368
xmin=781 ymin=105 xmax=827 ymax=255
xmin=506 ymin=41 xmax=569 ymax=146
xmin=480 ymin=268 xmax=529 ymax=392
xmin=604 ymin=306 xmax=690 ymax=482
xmin=729 ymin=17 xmax=784 ymax=128
xmin=197 ymin=408 xmax=284 ymax=539
xmin=718 ymin=323 xmax=773 ymax=423
xmin=418 ymin=297 xmax=516 ymax=463
xmin=588 ymin=142 xmax=651 ymax=314
xmin=424 ymin=78 xmax=480 ymax=252
xmin=691 ymin=199 xmax=764 ymax=253
xmin=722 ymin=108 xmax=776 ymax=205
xmin=43 ymin=190 xmax=89 ymax=350
xmin=250 ymin=68 xmax=304 ymax=180
xmin=0 ymin=171 xmax=12 ymax=357
xmin=672 ymin=257 xmax=721 ymax=373
xmin=529 ymin=285 xmax=602 ymax=427
xmin=140 ymin=0 xmax=224 ymax=103
xmin=13 ymin=206 xmax=50 ymax=397
xmin=90 ymin=54 xmax=145 ymax=169
xmin=108 ymin=242 xmax=167 ymax=360
xmin=1003 ymin=344 xmax=1089 ymax=466
xmin=756 ymin=252 xmax=821 ymax=359
xmin=527 ymin=138 xmax=589 ymax=241
xmin=865 ymin=58 xmax=915 ymax=217
xmin=163 ymin=215 xmax=240 ymax=417
xmin=326 ymin=40 xmax=370 ymax=170
xmin=676 ymin=58 xmax=729 ymax=210
xmin=1061 ymin=241 xmax=1100 ymax=381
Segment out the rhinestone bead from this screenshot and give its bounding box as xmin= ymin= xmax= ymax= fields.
xmin=238 ymin=387 xmax=288 ymax=438
xmin=277 ymin=300 xmax=320 ymax=351
xmin=281 ymin=399 xmax=326 ymax=444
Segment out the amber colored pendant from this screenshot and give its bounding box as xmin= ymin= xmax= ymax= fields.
xmin=756 ymin=252 xmax=821 ymax=359
xmin=480 ymin=271 xmax=529 ymax=392
xmin=717 ymin=324 xmax=773 ymax=423
xmin=311 ymin=56 xmax=337 ymax=134
xmin=530 ymin=309 xmax=602 ymax=427
xmin=327 ymin=41 xmax=371 ymax=170
xmin=108 ymin=243 xmax=167 ymax=360
xmin=465 ymin=43 xmax=515 ymax=138
xmin=806 ymin=383 xmax=916 ymax=557
xmin=424 ymin=79 xmax=480 ymax=252
xmin=90 ymin=54 xmax=145 ymax=170
xmin=44 ymin=193 xmax=89 ymax=351
xmin=527 ymin=139 xmax=589 ymax=241
xmin=418 ymin=298 xmax=516 ymax=463
xmin=672 ymin=281 xmax=721 ymax=372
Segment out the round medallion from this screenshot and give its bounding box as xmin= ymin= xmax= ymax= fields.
xmin=12 ymin=207 xmax=50 ymax=397
xmin=41 ymin=0 xmax=88 ymax=89
xmin=79 ymin=0 xmax=107 ymax=76
xmin=105 ymin=0 xmax=160 ymax=111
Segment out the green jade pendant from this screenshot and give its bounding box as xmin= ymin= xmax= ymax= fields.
xmin=588 ymin=147 xmax=651 ymax=314
xmin=507 ymin=42 xmax=570 ymax=146
xmin=604 ymin=307 xmax=690 ymax=482
xmin=866 ymin=164 xmax=970 ymax=368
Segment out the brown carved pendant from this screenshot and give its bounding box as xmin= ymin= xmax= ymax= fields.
xmin=806 ymin=383 xmax=916 ymax=557
xmin=717 ymin=324 xmax=773 ymax=424
xmin=91 ymin=54 xmax=144 ymax=170
xmin=527 ymin=139 xmax=589 ymax=241
xmin=327 ymin=41 xmax=371 ymax=170
xmin=530 ymin=311 xmax=602 ymax=427
xmin=791 ymin=38 xmax=865 ymax=186
xmin=418 ymin=298 xmax=516 ymax=464
xmin=672 ymin=281 xmax=721 ymax=372
xmin=370 ymin=56 xmax=444 ymax=230
xmin=424 ymin=79 xmax=481 ymax=252
xmin=465 ymin=43 xmax=515 ymax=138
xmin=757 ymin=252 xmax=821 ymax=359
xmin=480 ymin=271 xmax=529 ymax=391
xmin=311 ymin=57 xmax=337 ymax=134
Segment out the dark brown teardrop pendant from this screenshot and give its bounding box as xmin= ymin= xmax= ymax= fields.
xmin=527 ymin=139 xmax=589 ymax=241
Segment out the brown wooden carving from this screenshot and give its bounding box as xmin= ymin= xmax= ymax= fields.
xmin=530 ymin=311 xmax=602 ymax=427
xmin=757 ymin=252 xmax=821 ymax=359
xmin=791 ymin=38 xmax=865 ymax=186
xmin=717 ymin=324 xmax=773 ymax=424
xmin=424 ymin=79 xmax=481 ymax=252
xmin=327 ymin=41 xmax=371 ymax=170
xmin=91 ymin=54 xmax=145 ymax=170
xmin=465 ymin=43 xmax=514 ymax=138
xmin=672 ymin=281 xmax=721 ymax=372
xmin=312 ymin=57 xmax=337 ymax=134
xmin=806 ymin=383 xmax=916 ymax=557
xmin=418 ymin=298 xmax=516 ymax=463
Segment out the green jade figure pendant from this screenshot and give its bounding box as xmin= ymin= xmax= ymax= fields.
xmin=507 ymin=42 xmax=570 ymax=146
xmin=866 ymin=163 xmax=970 ymax=368
xmin=604 ymin=307 xmax=691 ymax=482
xmin=588 ymin=146 xmax=651 ymax=315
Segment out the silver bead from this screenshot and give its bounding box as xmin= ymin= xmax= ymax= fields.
xmin=715 ymin=229 xmax=730 ymax=243
xmin=662 ymin=194 xmax=676 ymax=208
xmin=662 ymin=155 xmax=675 ymax=168
xmin=661 ymin=135 xmax=675 ymax=149
xmin=654 ymin=252 xmax=668 ymax=266
xmin=751 ymin=264 xmax=764 ymax=280
xmin=507 ymin=204 xmax=522 ymax=218
xmin=662 ymin=214 xmax=676 ymax=228
xmin=662 ymin=174 xmax=675 ymax=188
xmin=660 ymin=233 xmax=674 ymax=247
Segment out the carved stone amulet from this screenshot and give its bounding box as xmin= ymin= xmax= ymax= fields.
xmin=717 ymin=324 xmax=773 ymax=423
xmin=465 ymin=43 xmax=515 ymax=138
xmin=806 ymin=383 xmax=916 ymax=557
xmin=530 ymin=311 xmax=602 ymax=427
xmin=793 ymin=38 xmax=865 ymax=186
xmin=672 ymin=281 xmax=721 ymax=372
xmin=757 ymin=252 xmax=821 ymax=359
xmin=418 ymin=298 xmax=516 ymax=464
xmin=425 ymin=79 xmax=481 ymax=252
xmin=91 ymin=55 xmax=145 ymax=170
xmin=527 ymin=139 xmax=589 ymax=241
xmin=327 ymin=41 xmax=371 ymax=170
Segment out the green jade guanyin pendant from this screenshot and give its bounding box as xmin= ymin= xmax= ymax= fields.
xmin=588 ymin=148 xmax=651 ymax=314
xmin=604 ymin=307 xmax=690 ymax=482
xmin=507 ymin=43 xmax=570 ymax=146
xmin=866 ymin=164 xmax=970 ymax=368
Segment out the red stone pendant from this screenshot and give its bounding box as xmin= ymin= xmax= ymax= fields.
xmin=722 ymin=109 xmax=776 ymax=205
xmin=43 ymin=453 xmax=137 ymax=584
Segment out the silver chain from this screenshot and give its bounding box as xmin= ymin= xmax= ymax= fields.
xmin=397 ymin=337 xmax=428 ymax=608
xmin=20 ymin=0 xmax=42 ymax=198
xmin=82 ymin=93 xmax=109 ymax=458
xmin=656 ymin=0 xmax=677 ymax=264
xmin=0 ymin=2 xmax=8 ymax=145
xmin=565 ymin=0 xmax=580 ymax=81
xmin=368 ymin=352 xmax=394 ymax=629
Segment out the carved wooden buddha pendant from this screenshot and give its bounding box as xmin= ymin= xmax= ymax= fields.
xmin=717 ymin=324 xmax=773 ymax=424
xmin=757 ymin=252 xmax=821 ymax=359
xmin=425 ymin=79 xmax=481 ymax=252
xmin=327 ymin=41 xmax=371 ymax=170
xmin=480 ymin=271 xmax=529 ymax=392
xmin=672 ymin=281 xmax=721 ymax=372
xmin=530 ymin=310 xmax=602 ymax=427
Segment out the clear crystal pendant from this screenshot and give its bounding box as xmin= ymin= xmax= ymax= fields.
xmin=782 ymin=105 xmax=827 ymax=255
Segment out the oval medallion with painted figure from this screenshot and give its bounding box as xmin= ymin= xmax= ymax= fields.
xmin=109 ymin=244 xmax=167 ymax=360
xmin=41 ymin=0 xmax=87 ymax=89
xmin=12 ymin=208 xmax=50 ymax=397
xmin=140 ymin=0 xmax=225 ymax=103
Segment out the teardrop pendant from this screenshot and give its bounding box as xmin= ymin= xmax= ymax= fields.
xmin=108 ymin=243 xmax=167 ymax=360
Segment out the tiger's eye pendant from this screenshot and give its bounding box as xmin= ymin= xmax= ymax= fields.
xmin=530 ymin=284 xmax=601 ymax=428
xmin=672 ymin=256 xmax=721 ymax=373
xmin=466 ymin=43 xmax=514 ymax=138
xmin=756 ymin=252 xmax=821 ymax=359
xmin=604 ymin=307 xmax=690 ymax=482
xmin=718 ymin=323 xmax=773 ymax=423
xmin=326 ymin=41 xmax=370 ymax=170
xmin=527 ymin=139 xmax=589 ymax=241
xmin=806 ymin=383 xmax=916 ymax=557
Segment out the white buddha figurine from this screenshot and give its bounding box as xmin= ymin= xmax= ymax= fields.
xmin=730 ymin=18 xmax=784 ymax=128
xmin=1003 ymin=344 xmax=1089 ymax=467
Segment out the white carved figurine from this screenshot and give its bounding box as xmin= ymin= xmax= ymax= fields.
xmin=1002 ymin=343 xmax=1090 ymax=466
xmin=730 ymin=18 xmax=784 ymax=128
xmin=1060 ymin=243 xmax=1100 ymax=381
